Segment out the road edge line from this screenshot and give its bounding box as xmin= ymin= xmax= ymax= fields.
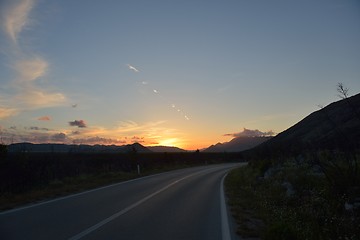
xmin=221 ymin=172 xmax=232 ymax=240
xmin=68 ymin=168 xmax=213 ymax=240
xmin=0 ymin=166 xmax=211 ymax=215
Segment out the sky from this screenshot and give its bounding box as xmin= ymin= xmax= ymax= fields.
xmin=0 ymin=0 xmax=359 ymax=150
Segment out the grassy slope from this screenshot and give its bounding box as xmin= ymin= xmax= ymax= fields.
xmin=225 ymin=156 xmax=360 ymax=240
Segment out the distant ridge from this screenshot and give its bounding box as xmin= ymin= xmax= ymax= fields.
xmin=253 ymin=93 xmax=360 ymax=155
xmin=147 ymin=146 xmax=187 ymax=152
xmin=204 ymin=136 xmax=271 ymax=152
xmin=8 ymin=142 xmax=152 ymax=153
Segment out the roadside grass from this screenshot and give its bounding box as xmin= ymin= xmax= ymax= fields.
xmin=225 ymin=157 xmax=360 ymax=240
xmin=0 ymin=163 xmax=202 ymax=211
xmin=0 ymin=171 xmax=138 ymax=211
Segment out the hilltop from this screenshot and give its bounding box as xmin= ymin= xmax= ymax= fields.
xmin=204 ymin=136 xmax=271 ymax=152
xmin=251 ymin=93 xmax=360 ymax=156
xmin=7 ymin=142 xmax=152 ymax=153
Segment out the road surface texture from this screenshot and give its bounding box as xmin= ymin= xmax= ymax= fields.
xmin=1 ymin=163 xmax=243 ymax=240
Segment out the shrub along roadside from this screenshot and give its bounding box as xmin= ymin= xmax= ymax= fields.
xmin=0 ymin=171 xmax=137 ymax=211
xmin=0 ymin=162 xmax=211 ymax=211
xmin=0 ymin=151 xmax=242 ymax=211
xmin=225 ymin=155 xmax=360 ymax=240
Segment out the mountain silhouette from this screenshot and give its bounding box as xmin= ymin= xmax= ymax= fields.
xmin=147 ymin=146 xmax=187 ymax=152
xmin=8 ymin=142 xmax=152 ymax=153
xmin=253 ymin=93 xmax=360 ymax=155
xmin=204 ymin=136 xmax=271 ymax=152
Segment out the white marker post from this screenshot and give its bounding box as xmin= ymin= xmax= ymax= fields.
xmin=137 ymin=164 xmax=141 ymax=175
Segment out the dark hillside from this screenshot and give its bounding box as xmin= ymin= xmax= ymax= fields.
xmin=147 ymin=146 xmax=187 ymax=152
xmin=226 ymin=93 xmax=360 ymax=240
xmin=7 ymin=142 xmax=152 ymax=153
xmin=252 ymin=93 xmax=360 ymax=156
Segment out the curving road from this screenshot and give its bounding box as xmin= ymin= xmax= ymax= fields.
xmin=0 ymin=163 xmax=243 ymax=240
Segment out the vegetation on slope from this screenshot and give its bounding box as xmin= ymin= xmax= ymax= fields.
xmin=226 ymin=152 xmax=360 ymax=240
xmin=226 ymin=86 xmax=360 ymax=239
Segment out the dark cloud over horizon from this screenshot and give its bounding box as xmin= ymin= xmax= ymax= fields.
xmin=29 ymin=126 xmax=50 ymax=131
xmin=51 ymin=133 xmax=67 ymax=142
xmin=72 ymin=136 xmax=126 ymax=145
xmin=69 ymin=120 xmax=87 ymax=128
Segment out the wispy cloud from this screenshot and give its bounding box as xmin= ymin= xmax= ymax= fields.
xmin=2 ymin=120 xmax=186 ymax=147
xmin=15 ymin=57 xmax=48 ymax=81
xmin=69 ymin=120 xmax=87 ymax=128
xmin=29 ymin=126 xmax=50 ymax=131
xmin=16 ymin=89 xmax=66 ymax=108
xmin=0 ymin=107 xmax=18 ymax=119
xmin=224 ymin=128 xmax=275 ymax=138
xmin=72 ymin=136 xmax=126 ymax=145
xmin=127 ymin=64 xmax=139 ymax=72
xmin=116 ymin=120 xmax=165 ymax=133
xmin=0 ymin=0 xmax=68 ymax=114
xmin=1 ymin=0 xmax=35 ymax=45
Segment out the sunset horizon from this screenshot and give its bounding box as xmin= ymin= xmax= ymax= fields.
xmin=1 ymin=0 xmax=359 ymax=151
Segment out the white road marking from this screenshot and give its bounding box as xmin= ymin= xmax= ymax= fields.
xmin=68 ymin=168 xmax=213 ymax=240
xmin=221 ymin=172 xmax=232 ymax=240
xmin=0 ymin=173 xmax=165 ymax=215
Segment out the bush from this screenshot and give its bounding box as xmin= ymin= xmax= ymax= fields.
xmin=0 ymin=144 xmax=7 ymax=159
xmin=264 ymin=222 xmax=298 ymax=240
xmin=226 ymin=153 xmax=360 ymax=240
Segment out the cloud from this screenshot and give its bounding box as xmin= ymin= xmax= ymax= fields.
xmin=127 ymin=64 xmax=139 ymax=72
xmin=1 ymin=0 xmax=35 ymax=45
xmin=15 ymin=57 xmax=48 ymax=81
xmin=131 ymin=136 xmax=144 ymax=142
xmin=116 ymin=120 xmax=166 ymax=133
xmin=51 ymin=132 xmax=67 ymax=142
xmin=0 ymin=107 xmax=18 ymax=119
xmin=29 ymin=126 xmax=49 ymax=131
xmin=72 ymin=136 xmax=126 ymax=145
xmin=69 ymin=120 xmax=87 ymax=128
xmin=16 ymin=89 xmax=66 ymax=108
xmin=38 ymin=116 xmax=51 ymax=121
xmin=1 ymin=0 xmax=68 ymax=112
xmin=224 ymin=128 xmax=275 ymax=138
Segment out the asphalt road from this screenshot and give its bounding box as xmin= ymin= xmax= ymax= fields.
xmin=0 ymin=163 xmax=243 ymax=240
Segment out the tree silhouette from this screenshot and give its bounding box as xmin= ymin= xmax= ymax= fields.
xmin=337 ymin=82 xmax=349 ymax=99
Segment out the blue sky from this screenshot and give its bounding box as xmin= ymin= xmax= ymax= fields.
xmin=0 ymin=0 xmax=359 ymax=149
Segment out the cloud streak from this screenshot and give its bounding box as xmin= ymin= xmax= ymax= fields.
xmin=0 ymin=107 xmax=18 ymax=119
xmin=2 ymin=0 xmax=35 ymax=45
xmin=16 ymin=89 xmax=66 ymax=108
xmin=127 ymin=64 xmax=139 ymax=72
xmin=116 ymin=120 xmax=165 ymax=133
xmin=0 ymin=0 xmax=68 ymax=115
xmin=73 ymin=136 xmax=127 ymax=145
xmin=29 ymin=126 xmax=50 ymax=131
xmin=224 ymin=128 xmax=275 ymax=138
xmin=15 ymin=57 xmax=48 ymax=81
